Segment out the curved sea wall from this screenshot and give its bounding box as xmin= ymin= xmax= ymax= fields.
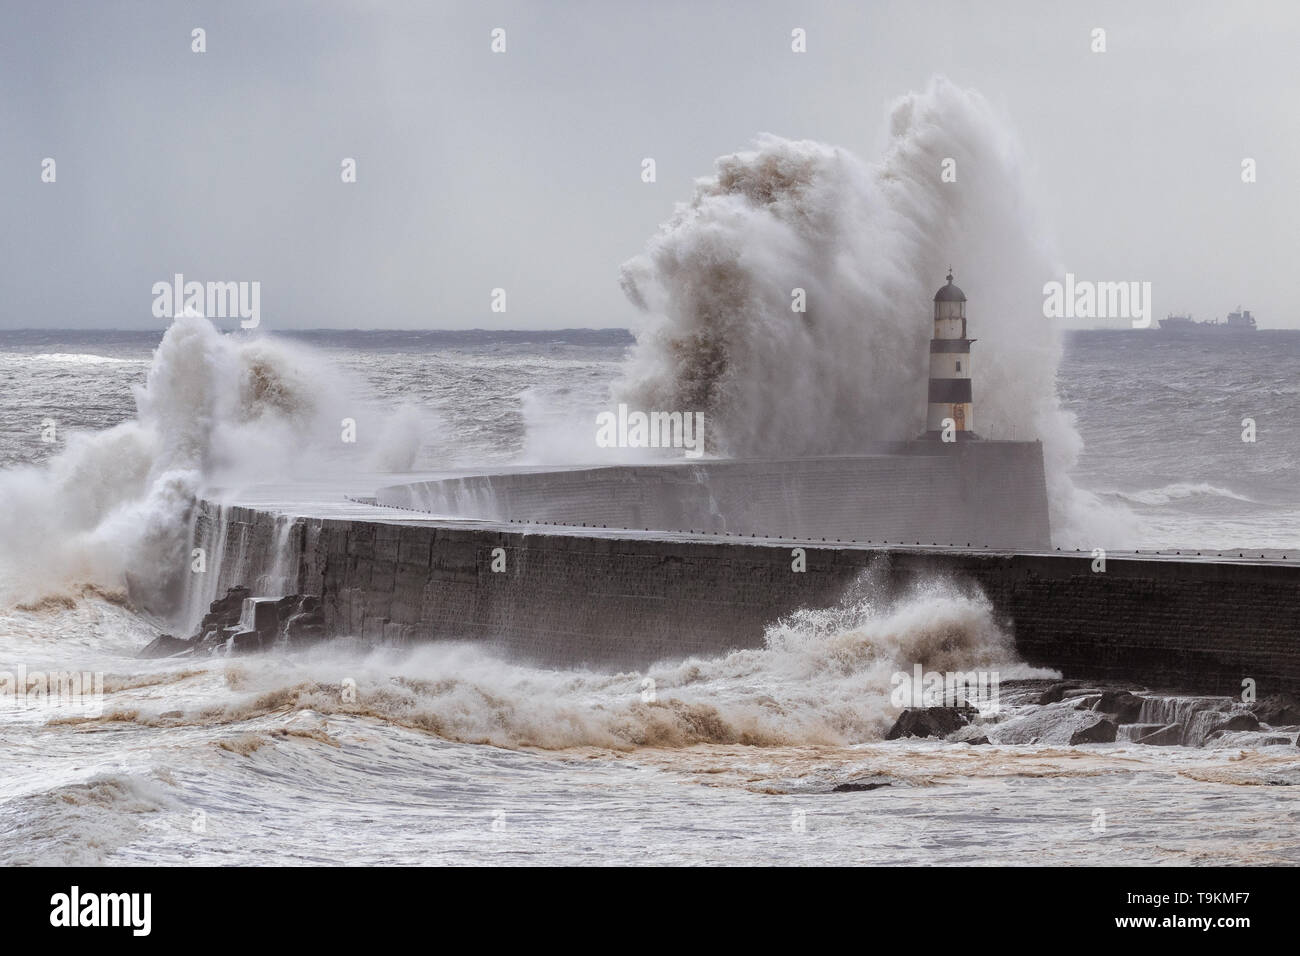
xmin=186 ymin=497 xmax=1300 ymax=696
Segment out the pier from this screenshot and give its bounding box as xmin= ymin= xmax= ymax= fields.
xmin=186 ymin=466 xmax=1300 ymax=696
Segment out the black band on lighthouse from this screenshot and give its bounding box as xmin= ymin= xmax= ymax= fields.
xmin=928 ymin=378 xmax=972 ymax=403
xmin=930 ymin=339 xmax=973 ymax=353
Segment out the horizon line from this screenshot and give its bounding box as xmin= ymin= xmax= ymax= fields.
xmin=0 ymin=326 xmax=637 ymax=334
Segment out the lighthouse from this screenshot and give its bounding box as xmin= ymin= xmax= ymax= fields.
xmin=925 ymin=270 xmax=978 ymax=440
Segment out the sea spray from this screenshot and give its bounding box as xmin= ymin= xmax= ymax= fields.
xmin=0 ymin=316 xmax=439 ymax=612
xmin=615 ymin=76 xmax=1131 ymax=546
xmin=138 ymin=570 xmax=1053 ymax=750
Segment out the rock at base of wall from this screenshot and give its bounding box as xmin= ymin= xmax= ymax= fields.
xmin=1206 ymin=711 xmax=1261 ymax=736
xmin=138 ymin=635 xmax=194 ymax=659
xmin=226 ymin=630 xmax=263 ymax=654
xmin=284 ymin=608 xmax=327 ymax=647
xmin=1069 ymin=716 xmax=1118 ymax=744
xmin=1092 ymin=690 xmax=1145 ymax=724
xmin=947 ymin=723 xmax=991 ymax=745
xmin=992 ymin=705 xmax=1119 ymax=745
xmin=137 ymin=587 xmax=326 ymax=659
xmin=1037 ymin=682 xmax=1073 ymax=705
xmin=198 ymin=586 xmax=249 ymax=633
xmin=1250 ymin=695 xmax=1300 ymax=726
xmin=886 ymin=707 xmax=969 ymax=740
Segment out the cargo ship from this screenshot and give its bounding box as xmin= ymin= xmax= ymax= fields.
xmin=1158 ymin=308 xmax=1257 ymax=332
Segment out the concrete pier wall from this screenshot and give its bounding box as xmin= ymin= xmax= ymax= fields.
xmin=374 ymin=441 xmax=1053 ymax=550
xmin=191 ymin=500 xmax=1300 ymax=696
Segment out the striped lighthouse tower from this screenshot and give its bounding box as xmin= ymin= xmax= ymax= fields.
xmin=925 ymin=269 xmax=978 ymax=440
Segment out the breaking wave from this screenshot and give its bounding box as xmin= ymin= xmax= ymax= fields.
xmin=0 ymin=774 xmax=183 ymax=866
xmin=1110 ymin=482 xmax=1255 ymax=507
xmin=27 ymin=353 xmax=143 ymax=365
xmin=616 ymin=75 xmax=1130 ymax=546
xmin=115 ymin=572 xmax=1054 ymax=750
xmin=0 ymin=315 xmax=435 ymax=610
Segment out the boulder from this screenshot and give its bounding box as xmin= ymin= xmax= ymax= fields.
xmin=1250 ymin=695 xmax=1300 ymax=726
xmin=1207 ymin=711 xmax=1260 ymax=735
xmin=1062 ymin=687 xmax=1104 ymax=700
xmin=199 ymin=586 xmax=250 ymax=633
xmin=831 ymin=781 xmax=891 ymax=792
xmin=886 ymin=707 xmax=969 ymax=740
xmin=226 ymin=630 xmax=263 ymax=655
xmin=285 ymin=620 xmax=325 ymax=646
xmin=249 ymin=598 xmax=284 ymax=637
xmin=991 ymin=705 xmax=1114 ymax=745
xmin=138 ymin=634 xmax=194 ymax=659
xmin=139 ymin=588 xmax=329 ymax=658
xmin=948 ymin=723 xmax=992 ymax=745
xmin=1069 ymin=716 xmax=1118 ymax=744
xmin=284 ymin=603 xmax=327 ymax=647
xmin=994 ymin=680 xmax=1063 ymax=709
xmin=1092 ymin=690 xmax=1145 ymax=724
xmin=1037 ymin=682 xmax=1074 ymax=705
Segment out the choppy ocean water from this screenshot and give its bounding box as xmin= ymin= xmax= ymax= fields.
xmin=2 ymin=326 xmax=1298 ymax=866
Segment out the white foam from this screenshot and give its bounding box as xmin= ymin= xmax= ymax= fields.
xmin=27 ymin=353 xmax=142 ymax=365
xmin=179 ymin=571 xmax=1053 ymax=750
xmin=1114 ymin=482 xmax=1255 ymax=506
xmin=615 ymin=76 xmax=1134 ymax=547
xmin=0 ymin=316 xmax=441 ymax=610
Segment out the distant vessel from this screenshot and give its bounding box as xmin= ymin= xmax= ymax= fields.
xmin=1158 ymin=309 xmax=1257 ymax=332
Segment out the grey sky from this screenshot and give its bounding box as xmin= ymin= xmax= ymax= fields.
xmin=1 ymin=0 xmax=1296 ymax=330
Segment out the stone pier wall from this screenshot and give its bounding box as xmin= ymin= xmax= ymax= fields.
xmin=192 ymin=500 xmax=1300 ymax=696
xmin=374 ymin=442 xmax=1053 ymax=550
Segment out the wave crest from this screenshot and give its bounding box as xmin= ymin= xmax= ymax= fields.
xmin=615 ymin=76 xmax=1132 ymax=546
xmin=125 ymin=572 xmax=1052 ymax=751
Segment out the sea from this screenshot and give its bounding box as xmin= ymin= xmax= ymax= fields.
xmin=1 ymin=325 xmax=1298 ymax=866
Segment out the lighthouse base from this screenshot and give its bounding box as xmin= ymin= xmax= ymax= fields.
xmin=920 ymin=430 xmax=983 ymax=442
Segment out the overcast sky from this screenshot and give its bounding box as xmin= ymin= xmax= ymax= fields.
xmin=1 ymin=0 xmax=1296 ymax=330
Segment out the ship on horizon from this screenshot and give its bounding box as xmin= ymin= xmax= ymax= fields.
xmin=1158 ymin=308 xmax=1258 ymax=332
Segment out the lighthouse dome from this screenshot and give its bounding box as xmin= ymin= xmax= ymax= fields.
xmin=934 ymin=272 xmax=966 ymax=302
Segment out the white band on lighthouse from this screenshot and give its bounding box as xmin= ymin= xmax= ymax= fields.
xmin=925 ymin=270 xmax=976 ymax=439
